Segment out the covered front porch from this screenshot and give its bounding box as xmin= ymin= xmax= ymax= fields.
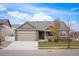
xmin=38 ymin=30 xmax=54 ymax=41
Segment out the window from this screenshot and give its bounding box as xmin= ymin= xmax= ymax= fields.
xmin=47 ymin=32 xmax=53 ymax=36
xmin=60 ymin=32 xmax=66 ymax=36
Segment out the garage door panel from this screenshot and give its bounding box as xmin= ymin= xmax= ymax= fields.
xmin=17 ymin=31 xmax=36 ymax=41
xmin=17 ymin=31 xmax=36 ymax=33
xmin=17 ymin=34 xmax=36 ymax=41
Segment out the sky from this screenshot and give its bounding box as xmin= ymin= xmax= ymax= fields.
xmin=0 ymin=3 xmax=79 ymax=31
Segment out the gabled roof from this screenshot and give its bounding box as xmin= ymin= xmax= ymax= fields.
xmin=16 ymin=21 xmax=69 ymax=31
xmin=0 ymin=19 xmax=11 ymax=27
xmin=58 ymin=21 xmax=69 ymax=31
xmin=17 ymin=22 xmax=36 ymax=29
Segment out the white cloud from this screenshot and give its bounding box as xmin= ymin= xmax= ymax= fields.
xmin=71 ymin=20 xmax=76 ymax=24
xmin=0 ymin=4 xmax=6 ymax=11
xmin=8 ymin=11 xmax=31 ymax=21
xmin=8 ymin=11 xmax=53 ymax=21
xmin=31 ymin=12 xmax=52 ymax=21
xmin=17 ymin=4 xmax=79 ymax=16
xmin=71 ymin=8 xmax=79 ymax=11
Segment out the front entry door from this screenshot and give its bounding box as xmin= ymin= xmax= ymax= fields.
xmin=38 ymin=31 xmax=44 ymax=40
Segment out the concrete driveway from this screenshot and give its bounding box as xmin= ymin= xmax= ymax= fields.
xmin=3 ymin=41 xmax=38 ymax=50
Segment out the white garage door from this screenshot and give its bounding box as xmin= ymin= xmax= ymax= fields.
xmin=17 ymin=31 xmax=37 ymax=41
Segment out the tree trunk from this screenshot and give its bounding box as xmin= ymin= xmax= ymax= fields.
xmin=57 ymin=35 xmax=59 ymax=41
xmin=0 ymin=40 xmax=1 ymax=46
xmin=0 ymin=30 xmax=2 ymax=45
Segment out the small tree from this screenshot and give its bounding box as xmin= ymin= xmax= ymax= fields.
xmin=51 ymin=19 xmax=60 ymax=42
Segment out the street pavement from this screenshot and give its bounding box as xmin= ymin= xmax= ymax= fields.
xmin=0 ymin=49 xmax=79 ymax=56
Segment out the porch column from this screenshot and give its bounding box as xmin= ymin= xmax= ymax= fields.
xmin=36 ymin=30 xmax=38 ymax=41
xmin=44 ymin=30 xmax=47 ymax=41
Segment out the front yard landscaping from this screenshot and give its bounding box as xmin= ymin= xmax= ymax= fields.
xmin=39 ymin=41 xmax=79 ymax=48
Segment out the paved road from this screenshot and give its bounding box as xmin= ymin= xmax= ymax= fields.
xmin=0 ymin=49 xmax=79 ymax=56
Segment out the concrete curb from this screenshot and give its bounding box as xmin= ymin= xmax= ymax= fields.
xmin=38 ymin=47 xmax=79 ymax=49
xmin=0 ymin=46 xmax=5 ymax=49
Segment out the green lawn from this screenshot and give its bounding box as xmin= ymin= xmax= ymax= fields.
xmin=39 ymin=41 xmax=79 ymax=47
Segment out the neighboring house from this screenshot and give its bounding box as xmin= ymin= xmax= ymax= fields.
xmin=15 ymin=20 xmax=69 ymax=41
xmin=70 ymin=32 xmax=79 ymax=41
xmin=0 ymin=19 xmax=12 ymax=41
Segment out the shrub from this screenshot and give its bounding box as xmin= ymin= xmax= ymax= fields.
xmin=60 ymin=39 xmax=64 ymax=42
xmin=48 ymin=39 xmax=52 ymax=42
xmin=54 ymin=39 xmax=59 ymax=42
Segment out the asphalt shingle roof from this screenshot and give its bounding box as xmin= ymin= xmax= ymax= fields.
xmin=17 ymin=21 xmax=69 ymax=31
xmin=0 ymin=19 xmax=11 ymax=27
xmin=29 ymin=21 xmax=53 ymax=30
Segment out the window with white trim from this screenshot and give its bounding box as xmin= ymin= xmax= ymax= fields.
xmin=60 ymin=31 xmax=66 ymax=36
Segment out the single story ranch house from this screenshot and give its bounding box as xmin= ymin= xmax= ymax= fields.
xmin=15 ymin=20 xmax=69 ymax=41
